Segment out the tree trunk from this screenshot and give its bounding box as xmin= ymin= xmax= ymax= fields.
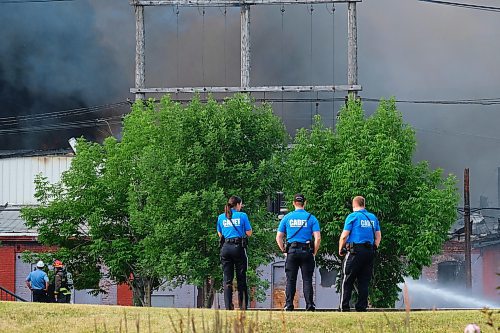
xmin=196 ymin=286 xmax=203 ymax=308
xmin=144 ymin=278 xmax=152 ymax=307
xmin=131 ymin=281 xmax=145 ymax=307
xmin=129 ymin=276 xmax=153 ymax=307
xmin=203 ymin=277 xmax=215 ymax=308
xmin=196 ymin=277 xmax=215 ymax=308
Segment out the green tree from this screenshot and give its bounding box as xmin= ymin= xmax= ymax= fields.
xmin=23 ymin=136 xmax=160 ymax=306
xmin=132 ymin=95 xmax=287 ymax=307
xmin=283 ymin=98 xmax=459 ymax=307
xmin=22 ymin=94 xmax=287 ymax=307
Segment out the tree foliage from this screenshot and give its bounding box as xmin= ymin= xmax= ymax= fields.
xmin=22 ymin=94 xmax=287 ymax=307
xmin=283 ymin=98 xmax=459 ymax=307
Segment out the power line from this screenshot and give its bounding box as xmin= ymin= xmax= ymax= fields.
xmin=0 ymin=102 xmax=129 ymax=126
xmin=2 ymin=96 xmax=499 ymax=127
xmin=418 ymin=0 xmax=500 ymax=13
xmin=2 ymin=96 xmax=500 ymax=137
xmin=415 ymin=127 xmax=500 ymax=142
xmin=4 ymin=117 xmax=499 ymax=142
xmin=165 ymin=96 xmax=500 ymax=105
xmin=0 ymin=0 xmax=77 ymax=3
xmin=0 ymin=116 xmax=123 ymax=136
xmin=0 ymin=101 xmax=128 ymax=121
xmin=361 ymin=97 xmax=500 ymax=105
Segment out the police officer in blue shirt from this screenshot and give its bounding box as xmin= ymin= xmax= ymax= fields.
xmin=338 ymin=196 xmax=382 ymax=312
xmin=25 ymin=260 xmax=49 ymax=302
xmin=217 ymin=195 xmax=252 ymax=310
xmin=276 ymin=193 xmax=321 ymax=311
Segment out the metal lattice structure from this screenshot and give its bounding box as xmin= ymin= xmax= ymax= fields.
xmin=129 ymin=0 xmax=361 ymax=100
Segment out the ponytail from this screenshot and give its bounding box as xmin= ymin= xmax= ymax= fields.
xmin=225 ymin=196 xmax=242 ymax=219
xmin=224 ymin=204 xmax=232 ymax=220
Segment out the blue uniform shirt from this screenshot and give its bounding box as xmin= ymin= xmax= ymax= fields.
xmin=217 ymin=209 xmax=252 ymax=239
xmin=343 ymin=209 xmax=380 ymax=245
xmin=278 ymin=209 xmax=320 ymax=243
xmin=26 ymin=269 xmax=49 ymax=290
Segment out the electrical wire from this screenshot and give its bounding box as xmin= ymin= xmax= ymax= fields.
xmin=2 ymin=97 xmax=500 ymax=127
xmin=3 ymin=95 xmax=500 ymax=137
xmin=309 ymin=4 xmax=314 ymax=127
xmin=0 ymin=0 xmax=76 ymax=3
xmin=361 ymin=97 xmax=500 ymax=105
xmin=330 ymin=3 xmax=335 ymax=128
xmin=280 ymin=4 xmax=285 ymax=120
xmin=415 ymin=127 xmax=500 ymax=142
xmin=0 ymin=102 xmax=129 ymax=126
xmin=201 ymin=6 xmax=206 ymax=87
xmin=418 ymin=0 xmax=500 ymax=13
xmin=176 ymin=5 xmax=180 ymax=87
xmin=170 ymin=96 xmax=500 ymax=105
xmin=0 ymin=116 xmax=123 ymax=136
xmin=223 ymin=5 xmax=228 ymax=87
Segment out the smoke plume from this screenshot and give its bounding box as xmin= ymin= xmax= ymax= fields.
xmin=0 ymin=0 xmax=128 ymax=149
xmin=2 ymin=0 xmax=500 ymax=204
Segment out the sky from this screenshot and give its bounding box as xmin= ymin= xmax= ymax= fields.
xmin=1 ymin=0 xmax=500 ymax=206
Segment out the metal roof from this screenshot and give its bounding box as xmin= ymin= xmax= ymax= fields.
xmin=0 ymin=207 xmax=37 ymax=235
xmin=0 ymin=149 xmax=73 ymax=159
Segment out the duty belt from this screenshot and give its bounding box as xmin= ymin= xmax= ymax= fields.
xmin=225 ymin=238 xmax=242 ymax=244
xmin=352 ymin=242 xmax=374 ymax=249
xmin=289 ymin=242 xmax=311 ymax=250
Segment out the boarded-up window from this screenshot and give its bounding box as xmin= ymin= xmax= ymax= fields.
xmin=319 ymin=267 xmax=337 ymax=288
xmin=271 ymin=262 xmax=299 ymax=308
xmin=437 ymin=261 xmax=464 ymax=286
xmin=151 ymin=295 xmax=175 ymax=308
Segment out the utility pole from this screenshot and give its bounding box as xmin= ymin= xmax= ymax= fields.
xmin=135 ymin=4 xmax=146 ymax=101
xmin=241 ymin=5 xmax=251 ymax=88
xmin=463 ymin=168 xmax=472 ymax=289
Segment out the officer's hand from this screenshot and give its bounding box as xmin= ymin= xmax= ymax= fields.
xmin=338 ymin=250 xmax=345 ymax=257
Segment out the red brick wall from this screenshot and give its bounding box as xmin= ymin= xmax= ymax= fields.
xmin=3 ymin=240 xmax=135 ymax=306
xmin=0 ymin=245 xmax=16 ymax=292
xmin=421 ymin=240 xmax=481 ymax=283
xmin=14 ymin=243 xmax=57 ymax=253
xmin=0 ymin=241 xmax=56 ymax=297
xmin=117 ymin=283 xmax=133 ymax=306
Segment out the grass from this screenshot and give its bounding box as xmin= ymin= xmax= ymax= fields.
xmin=0 ymin=301 xmax=497 ymax=333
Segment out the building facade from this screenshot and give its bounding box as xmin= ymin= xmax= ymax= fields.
xmin=1 ymin=151 xmax=498 ymax=308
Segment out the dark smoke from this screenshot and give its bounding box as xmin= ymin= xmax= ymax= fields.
xmin=2 ymin=0 xmax=500 ymax=205
xmin=0 ymin=0 xmax=129 ymax=149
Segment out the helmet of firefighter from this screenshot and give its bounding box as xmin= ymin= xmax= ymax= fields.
xmin=36 ymin=261 xmax=45 ymax=268
xmin=53 ymin=260 xmax=63 ymax=268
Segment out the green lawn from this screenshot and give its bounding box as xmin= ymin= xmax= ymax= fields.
xmin=0 ymin=302 xmax=496 ymax=333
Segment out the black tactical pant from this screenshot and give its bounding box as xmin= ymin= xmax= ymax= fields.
xmin=285 ymin=246 xmax=315 ymax=310
xmin=221 ymin=242 xmax=248 ymax=310
xmin=32 ymin=289 xmax=47 ymax=303
xmin=340 ymin=244 xmax=375 ymax=311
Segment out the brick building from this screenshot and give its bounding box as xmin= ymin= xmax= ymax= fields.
xmin=421 ymin=212 xmax=500 ymax=303
xmin=1 ymin=150 xmax=497 ymax=308
xmin=0 ymin=150 xmax=340 ymax=308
